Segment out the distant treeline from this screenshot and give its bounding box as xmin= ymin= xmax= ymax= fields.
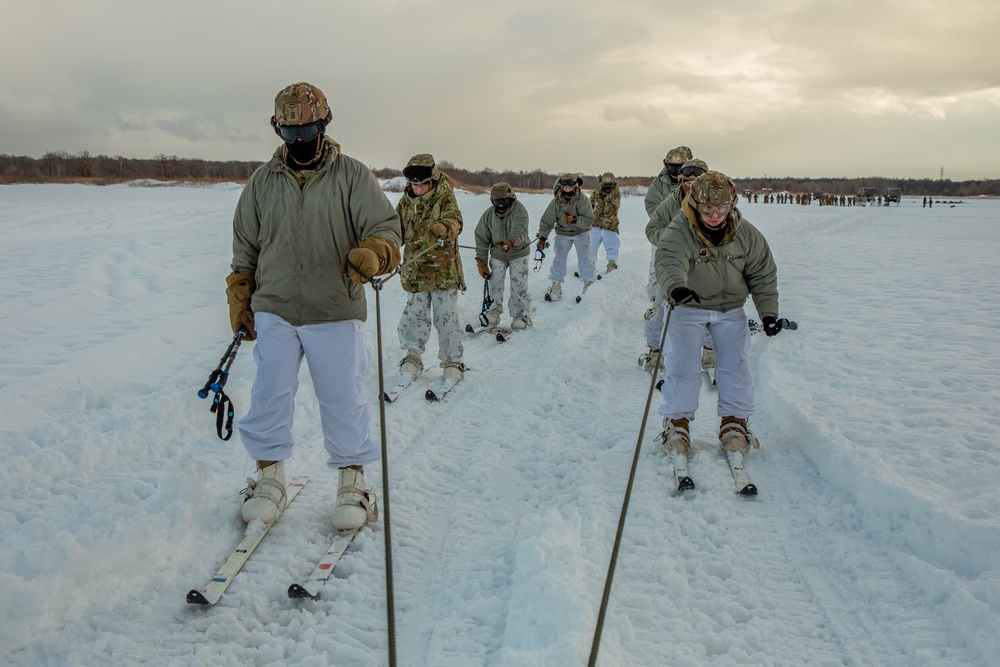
xmin=2 ymin=152 xmax=998 ymax=197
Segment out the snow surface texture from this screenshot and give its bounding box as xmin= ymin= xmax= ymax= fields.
xmin=1 ymin=183 xmax=998 ymax=666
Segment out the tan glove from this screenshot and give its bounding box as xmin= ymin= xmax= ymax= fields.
xmin=495 ymin=237 xmax=517 ymax=252
xmin=562 ymin=212 xmax=578 ymax=224
xmin=342 ymin=235 xmax=401 ymax=284
xmin=225 ymin=271 xmax=257 ymax=340
xmin=475 ymin=258 xmax=491 ymax=279
xmin=429 ymin=221 xmax=449 ymax=239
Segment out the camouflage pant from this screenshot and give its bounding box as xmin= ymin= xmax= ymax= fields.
xmin=398 ymin=290 xmax=464 ymax=364
xmin=486 ymin=256 xmax=532 ymax=319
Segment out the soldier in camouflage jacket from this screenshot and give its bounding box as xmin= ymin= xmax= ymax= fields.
xmin=395 ymin=154 xmax=466 ymax=380
xmin=590 ymin=171 xmax=622 ymax=274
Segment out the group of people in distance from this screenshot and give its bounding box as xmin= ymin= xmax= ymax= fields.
xmin=224 ymin=82 xmax=787 ymax=533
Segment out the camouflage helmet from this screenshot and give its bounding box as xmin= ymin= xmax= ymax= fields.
xmin=680 ymin=158 xmax=709 ymax=178
xmin=272 ymin=82 xmax=331 ymax=125
xmin=664 ymin=145 xmax=693 ymax=165
xmin=690 ymin=171 xmax=738 ymax=206
xmin=598 ymin=171 xmax=617 ymax=185
xmin=490 ymin=182 xmax=515 ymax=201
xmin=403 ymin=153 xmax=437 ymax=184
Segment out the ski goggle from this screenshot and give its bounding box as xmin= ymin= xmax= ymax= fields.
xmin=666 ymin=163 xmax=683 ymax=176
xmin=558 ymin=179 xmax=577 ymax=188
xmin=492 ymin=197 xmax=514 ymax=209
xmin=681 ymin=166 xmax=707 ymax=178
xmin=276 ymin=121 xmax=325 ymax=144
xmin=697 ymin=202 xmax=733 ymax=217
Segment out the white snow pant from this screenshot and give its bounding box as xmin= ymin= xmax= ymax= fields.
xmin=487 ymin=256 xmax=532 ymax=319
xmin=658 ymin=304 xmax=754 ymax=422
xmin=590 ymin=228 xmax=620 ymax=263
xmin=397 ymin=289 xmax=464 ymax=364
xmin=238 ymin=312 xmax=379 ymax=469
xmin=646 ymin=288 xmax=714 ymax=350
xmin=645 ymin=245 xmax=658 ymax=301
xmin=548 ymin=231 xmax=598 ymax=283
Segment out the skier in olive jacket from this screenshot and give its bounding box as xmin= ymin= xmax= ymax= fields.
xmin=654 ymin=170 xmax=783 ymax=458
xmin=536 ymin=173 xmax=596 ymax=301
xmin=474 ymin=182 xmax=533 ymax=330
xmin=228 ymin=82 xmax=401 ymax=532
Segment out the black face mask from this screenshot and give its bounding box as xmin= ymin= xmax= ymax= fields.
xmin=493 ymin=197 xmax=513 ymax=214
xmin=285 ymin=134 xmax=324 ymax=168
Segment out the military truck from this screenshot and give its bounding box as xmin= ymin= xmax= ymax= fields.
xmin=884 ymin=187 xmax=901 ymax=204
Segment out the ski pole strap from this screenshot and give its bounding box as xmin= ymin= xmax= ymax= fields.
xmin=211 ymin=389 xmax=235 ymax=441
xmin=481 ymin=279 xmax=493 ymax=313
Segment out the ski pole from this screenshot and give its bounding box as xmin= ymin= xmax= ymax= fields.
xmin=588 ymin=301 xmax=677 ymax=666
xmin=532 ymin=236 xmax=549 ymax=273
xmin=198 ymin=329 xmax=245 ymax=399
xmin=478 ymin=278 xmax=494 ymax=326
xmin=198 ymin=328 xmax=246 ymax=441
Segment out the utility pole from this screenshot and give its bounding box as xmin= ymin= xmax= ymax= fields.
xmin=940 ymin=166 xmax=944 ymax=180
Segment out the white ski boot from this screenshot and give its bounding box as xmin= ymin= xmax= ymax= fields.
xmin=331 ymin=466 xmax=378 ymax=531
xmin=545 ymin=282 xmax=562 ymax=302
xmin=241 ymin=460 xmax=287 ymax=524
xmin=582 ymin=280 xmax=594 ymax=294
xmin=637 ymin=348 xmax=665 ymax=374
xmin=479 ymin=307 xmax=501 ymax=327
xmin=511 ymin=315 xmax=532 ymax=330
xmin=399 ymin=349 xmax=423 ymax=377
xmin=701 ymin=346 xmax=716 ymax=370
xmin=719 ymin=417 xmax=760 ymax=454
xmin=657 ymin=417 xmax=690 ymax=455
xmin=606 ymin=260 xmax=618 ymax=273
xmin=442 ymin=360 xmax=466 ymax=381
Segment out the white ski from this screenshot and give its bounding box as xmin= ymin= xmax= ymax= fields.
xmin=384 ymin=373 xmax=418 ymax=403
xmin=187 ymin=477 xmax=308 ymax=605
xmin=425 ymin=376 xmax=462 ymax=402
xmin=288 ymin=526 xmax=362 ymax=599
xmin=725 ymin=450 xmax=758 ymax=496
xmin=674 ymin=453 xmax=695 ymax=491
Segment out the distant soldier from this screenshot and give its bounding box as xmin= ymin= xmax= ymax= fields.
xmin=590 ymin=171 xmax=622 ymax=273
xmin=396 ymin=154 xmax=467 ymax=381
xmin=640 ymin=158 xmax=713 ymax=374
xmin=923 ymin=197 xmax=927 ymax=208
xmin=643 ymin=146 xmax=693 ymax=313
xmin=536 ymin=173 xmax=596 ymax=301
xmin=474 ymin=182 xmax=533 ymax=330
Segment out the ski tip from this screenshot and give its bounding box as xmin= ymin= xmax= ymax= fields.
xmin=544 ymin=294 xmax=552 ymax=302
xmin=677 ymin=477 xmax=695 ymax=491
xmin=738 ymin=483 xmax=759 ymax=496
xmin=496 ymin=333 xmax=507 ymax=343
xmin=186 ymin=589 xmax=217 ymax=605
xmin=575 ymin=295 xmax=582 ymax=303
xmin=597 ymin=274 xmax=602 ymax=280
xmin=465 ymin=324 xmax=475 ymax=333
xmin=425 ymin=389 xmax=440 ymax=402
xmin=288 ymin=583 xmax=320 ymax=600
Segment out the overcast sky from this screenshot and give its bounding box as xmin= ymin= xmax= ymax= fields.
xmin=2 ymin=0 xmax=998 ymax=180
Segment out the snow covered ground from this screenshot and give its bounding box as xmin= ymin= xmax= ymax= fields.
xmin=1 ymin=182 xmax=998 ymax=666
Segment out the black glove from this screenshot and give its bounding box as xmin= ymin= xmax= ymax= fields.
xmin=762 ymin=316 xmax=781 ymax=337
xmin=669 ymin=286 xmax=701 ymax=305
